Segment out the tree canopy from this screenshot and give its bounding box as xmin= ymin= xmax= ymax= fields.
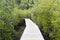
xmin=0 ymin=0 xmax=60 ymax=40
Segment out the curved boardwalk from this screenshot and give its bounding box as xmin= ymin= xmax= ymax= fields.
xmin=20 ymin=19 xmax=44 ymax=40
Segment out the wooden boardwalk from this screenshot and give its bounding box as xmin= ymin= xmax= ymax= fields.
xmin=20 ymin=19 xmax=44 ymax=40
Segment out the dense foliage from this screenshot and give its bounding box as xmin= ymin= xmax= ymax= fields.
xmin=0 ymin=0 xmax=60 ymax=40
